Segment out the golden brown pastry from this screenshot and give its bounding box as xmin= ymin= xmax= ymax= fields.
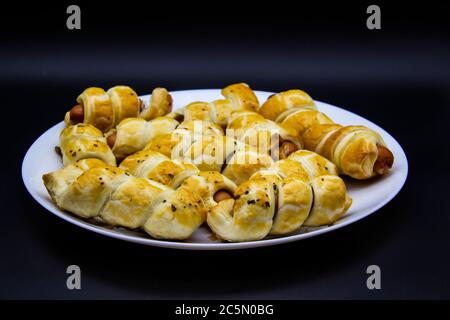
xmin=59 ymin=124 xmax=116 ymax=166
xmin=303 ymin=124 xmax=393 ymax=179
xmin=105 ymin=116 xmax=179 ymax=161
xmin=119 ymin=150 xmax=199 ymax=189
xmin=64 ymin=86 xmax=172 ymax=132
xmin=226 ymin=111 xmax=302 ymax=159
xmin=168 ymin=83 xmax=259 ymax=127
xmin=258 ymin=89 xmax=394 ymax=179
xmin=43 ymin=159 xmax=206 ymax=240
xmin=207 ymin=157 xmax=352 ymax=242
xmin=139 ymin=87 xmax=173 ymax=121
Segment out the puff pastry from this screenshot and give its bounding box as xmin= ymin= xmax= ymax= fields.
xmin=258 ymin=89 xmax=394 ymax=179
xmin=59 ymin=124 xmax=116 ymax=166
xmin=43 ymin=159 xmax=207 ymax=239
xmin=168 ymin=83 xmax=259 ymax=127
xmin=105 ymin=116 xmax=179 ymax=161
xmin=226 ymin=111 xmax=302 ymax=159
xmin=207 ymin=156 xmax=352 ymax=242
xmin=303 ymin=124 xmax=393 ymax=179
xmin=65 ymin=86 xmax=172 ymax=132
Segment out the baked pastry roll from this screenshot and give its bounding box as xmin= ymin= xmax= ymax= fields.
xmin=59 ymin=124 xmax=116 ymax=166
xmin=178 ymin=171 xmax=237 ymax=209
xmin=65 ymin=86 xmax=142 ymax=132
xmin=105 ymin=116 xmax=179 ymax=161
xmin=207 ymin=160 xmax=352 ymax=242
xmin=303 ymin=124 xmax=394 ymax=179
xmin=174 ymin=120 xmax=224 ymax=137
xmin=207 ymin=177 xmax=277 ymax=242
xmin=119 ymin=150 xmax=199 ymax=189
xmin=139 ymin=87 xmax=173 ymax=121
xmin=143 ymin=184 xmax=206 ymax=240
xmin=221 ymin=145 xmax=274 ymax=185
xmin=287 ymin=150 xmax=338 ymax=179
xmin=167 ymin=83 xmax=259 ymax=127
xmin=43 ymin=160 xmax=207 ymax=240
xmin=65 ymin=86 xmax=172 ymax=132
xmin=227 ymin=111 xmax=302 ymax=159
xmin=258 ymin=89 xmax=394 ymax=179
xmin=259 ymin=89 xmax=316 ymax=121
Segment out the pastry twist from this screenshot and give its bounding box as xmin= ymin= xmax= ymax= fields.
xmin=169 ymin=83 xmax=259 ymax=127
xmin=207 ymin=152 xmax=351 ymax=242
xmin=258 ymin=89 xmax=394 ymax=179
xmin=65 ymin=86 xmax=172 ymax=132
xmin=105 ymin=118 xmax=224 ymax=162
xmin=43 ymin=157 xmax=236 ymax=240
xmin=59 ymin=124 xmax=116 ymax=166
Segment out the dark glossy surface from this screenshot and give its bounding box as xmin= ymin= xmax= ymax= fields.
xmin=1 ymin=2 xmax=449 ymax=299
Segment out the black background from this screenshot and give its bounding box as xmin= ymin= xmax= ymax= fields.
xmin=1 ymin=1 xmax=449 ymax=299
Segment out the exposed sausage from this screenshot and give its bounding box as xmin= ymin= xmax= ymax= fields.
xmin=106 ymin=132 xmax=117 ymax=149
xmin=213 ymin=190 xmax=233 ymax=202
xmin=374 ymin=145 xmax=394 ymax=175
xmin=279 ymin=141 xmax=298 ymax=159
xmin=69 ymin=104 xmax=84 ymax=124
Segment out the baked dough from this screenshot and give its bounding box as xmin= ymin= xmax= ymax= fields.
xmin=59 ymin=124 xmax=116 ymax=166
xmin=139 ymin=87 xmax=173 ymax=121
xmin=258 ymin=89 xmax=394 ymax=179
xmin=303 ymin=124 xmax=390 ymax=179
xmin=43 ymin=159 xmax=206 ymax=240
xmin=106 ymin=116 xmax=179 ymax=161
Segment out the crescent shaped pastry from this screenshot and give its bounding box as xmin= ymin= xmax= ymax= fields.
xmin=59 ymin=124 xmax=116 ymax=166
xmin=140 ymin=87 xmax=173 ymax=121
xmin=106 ymin=116 xmax=179 ymax=161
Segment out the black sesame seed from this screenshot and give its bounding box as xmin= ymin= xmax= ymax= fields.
xmin=171 ymin=205 xmax=177 ymax=212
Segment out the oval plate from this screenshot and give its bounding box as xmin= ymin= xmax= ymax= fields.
xmin=22 ymin=89 xmax=408 ymax=250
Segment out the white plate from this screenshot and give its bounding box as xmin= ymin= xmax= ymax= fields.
xmin=22 ymin=89 xmax=408 ymax=250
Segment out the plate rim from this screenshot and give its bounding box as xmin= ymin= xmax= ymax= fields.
xmin=21 ymin=89 xmax=409 ymax=250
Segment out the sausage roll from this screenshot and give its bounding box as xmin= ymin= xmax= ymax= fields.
xmin=139 ymin=87 xmax=173 ymax=121
xmin=59 ymin=124 xmax=116 ymax=166
xmin=227 ymin=111 xmax=302 ymax=159
xmin=43 ymin=159 xmax=206 ymax=240
xmin=168 ymin=83 xmax=259 ymax=127
xmin=105 ymin=116 xmax=179 ymax=161
xmin=258 ymin=89 xmax=394 ymax=179
xmin=65 ymin=86 xmax=172 ymax=132
xmin=207 ymin=159 xmax=352 ymax=242
xmin=119 ymin=150 xmax=199 ymax=189
xmin=65 ymin=86 xmax=141 ymax=132
xmin=303 ymin=124 xmax=394 ymax=179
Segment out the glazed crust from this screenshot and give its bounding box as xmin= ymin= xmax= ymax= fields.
xmin=304 ymin=124 xmax=390 ymax=179
xmin=59 ymin=124 xmax=116 ymax=166
xmin=74 ymin=87 xmax=115 ymax=132
xmin=107 ymin=116 xmax=179 ymax=161
xmin=42 ymin=159 xmax=206 ymax=240
xmin=140 ymin=87 xmax=173 ymax=121
xmin=107 ymin=86 xmax=141 ymax=127
xmin=259 ymin=89 xmax=316 ymax=121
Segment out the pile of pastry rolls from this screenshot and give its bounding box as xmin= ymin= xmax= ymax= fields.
xmin=43 ymin=83 xmax=394 ymax=242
